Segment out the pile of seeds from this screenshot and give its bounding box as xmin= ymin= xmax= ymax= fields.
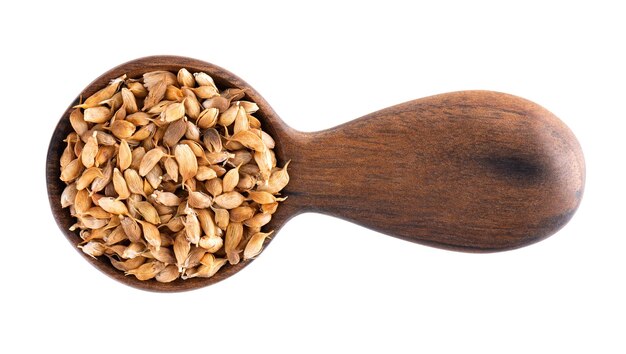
xmin=59 ymin=69 xmax=289 ymax=282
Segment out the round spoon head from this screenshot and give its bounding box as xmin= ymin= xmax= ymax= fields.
xmin=47 ymin=56 xmax=295 ymax=292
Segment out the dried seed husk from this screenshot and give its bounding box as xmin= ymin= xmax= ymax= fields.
xmin=98 ymin=197 xmax=129 ymax=215
xmin=105 ymin=225 xmax=127 ymax=245
xmin=239 ymin=101 xmax=259 ymax=114
xmin=84 ymin=206 xmax=112 ymax=219
xmin=244 ymin=212 xmax=272 ymax=228
xmin=260 ymin=202 xmax=279 ymax=214
xmin=126 ymin=261 xmax=166 ymax=281
xmin=112 ymin=104 xmax=127 ymax=122
xmin=225 ymin=222 xmax=243 ymax=265
xmin=258 ymin=160 xmax=290 ymax=194
xmin=138 ymin=220 xmax=161 ymax=251
xmin=111 ymin=168 xmax=130 ymax=199
xmin=163 ymin=118 xmax=187 ymax=147
xmin=109 ymin=255 xmax=146 ymax=272
xmin=81 ymin=132 xmax=98 ymax=168
xmin=83 ymin=106 xmax=112 ymax=124
xmin=174 ymin=232 xmax=190 ymax=269
xmin=199 ymin=235 xmax=223 ymax=253
xmin=109 ymin=119 xmax=136 ymax=139
xmin=243 ymin=231 xmax=274 ymax=260
xmin=123 ymin=169 xmax=146 ymax=197
xmin=161 ymin=101 xmax=186 ymax=122
xmin=259 ymin=130 xmax=276 ymax=149
xmin=214 ymin=191 xmax=245 ymax=209
xmin=143 ymin=79 xmax=167 ymax=111
xmin=247 ymin=191 xmax=284 ymax=205
xmin=231 ymin=129 xmax=266 ymax=152
xmin=192 ymin=166 xmax=215 ymax=182
xmin=193 ymin=72 xmax=216 ymax=87
xmin=92 ymin=131 xmax=116 ymax=146
xmin=229 ymin=206 xmax=256 ymax=223
xmin=202 ymin=128 xmax=222 ymax=153
xmin=240 ymin=163 xmax=260 ymax=176
xmin=182 ymin=88 xmax=201 ymax=119
xmin=70 ymin=108 xmax=88 ymax=136
xmin=61 ymin=183 xmax=78 ymax=208
xmin=119 ymin=214 xmax=142 ymax=243
xmin=197 ymin=108 xmax=219 ymax=129
xmin=73 ymin=139 xmax=84 ymax=159
xmin=76 ymin=167 xmax=103 ymax=190
xmin=79 ymin=216 xmax=108 ymax=229
xmin=188 ymin=191 xmax=213 ymax=209
xmin=131 ymin=200 xmax=161 ymax=224
xmin=236 ymin=173 xmax=256 ymax=191
xmin=126 ymin=112 xmax=151 ymax=126
xmin=156 ymin=264 xmax=179 ymax=283
xmin=254 ymin=148 xmax=273 ymax=182
xmin=74 ymin=189 xmax=91 ymax=215
xmin=233 ymin=106 xmax=249 ymax=133
xmin=222 ymin=88 xmax=245 ymax=101
xmin=60 ymin=141 xmax=74 ymax=169
xmin=184 ymin=210 xmax=201 ymax=245
xmin=101 ymin=92 xmax=124 ymax=112
xmin=248 ymin=114 xmax=262 ymax=129
xmin=196 ymin=209 xmax=217 ymax=237
xmin=94 ymin=145 xmax=116 ymax=167
xmin=146 ymin=164 xmax=163 ymax=191
xmin=218 ymin=104 xmax=239 ymax=126
xmin=163 ymin=215 xmax=185 ymax=232
xmin=147 ymin=244 xmax=176 ymax=264
xmin=163 ymin=157 xmax=179 ymax=183
xmin=143 ymin=71 xmax=177 ymax=90
xmin=174 ymin=144 xmax=198 ymax=185
xmin=202 ymin=96 xmax=230 ymax=111
xmin=185 ymin=120 xmax=200 ymax=141
xmin=222 ymin=164 xmax=241 ymax=192
xmin=122 ymin=242 xmax=146 ymax=259
xmin=177 ymin=68 xmax=195 ymax=87
xmin=147 ymin=100 xmax=175 ymax=115
xmin=130 ymin=122 xmax=156 ymax=141
xmin=205 ymin=151 xmax=233 ymax=165
xmin=117 ymin=139 xmax=131 ymax=172
xmin=191 ymin=85 xmax=219 ymax=99
xmin=183 ymin=247 xmax=207 ymax=269
xmin=229 ymin=150 xmax=253 ymax=166
xmin=205 ymin=177 xmax=223 ymax=197
xmin=120 ymin=87 xmax=138 ymax=113
xmin=143 ymin=178 xmax=155 ymax=196
xmin=75 ymin=75 xmax=125 ymax=109
xmin=165 ymin=85 xmax=184 ymax=102
xmin=130 ymin=146 xmax=146 ymax=170
xmin=79 ymin=241 xmax=107 ymax=258
xmin=152 ymin=190 xmax=182 ymax=206
xmin=186 ymin=258 xmax=227 ymax=279
xmin=139 ymin=148 xmax=166 ymax=176
xmin=213 ymin=207 xmax=229 ymax=230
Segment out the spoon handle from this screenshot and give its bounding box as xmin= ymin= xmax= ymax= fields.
xmin=282 ymin=91 xmax=584 ymax=251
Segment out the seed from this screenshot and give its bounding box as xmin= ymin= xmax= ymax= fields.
xmin=244 ymin=212 xmax=272 ymax=228
xmin=139 ymin=148 xmax=166 ymax=176
xmin=126 ymin=261 xmax=166 ymax=281
xmin=188 ymin=191 xmax=213 ymax=209
xmin=174 ymin=232 xmax=190 ymax=270
xmin=81 ymin=132 xmax=98 ymax=168
xmin=177 ymin=68 xmax=195 ymax=87
xmin=98 ymin=197 xmax=129 ymax=215
xmin=109 ymin=255 xmax=146 ymax=272
xmin=75 ymin=167 xmax=103 ymax=190
xmin=225 ymin=222 xmax=243 ymax=265
xmin=222 ymin=164 xmax=240 ymax=192
xmin=119 ymin=215 xmax=142 ymax=243
xmin=174 ymin=144 xmax=197 ymax=185
xmin=84 ymin=106 xmax=112 ymax=123
xmin=243 ymin=231 xmax=274 ymax=260
xmin=156 ymin=264 xmax=179 ymax=283
xmin=163 ymin=118 xmax=187 ymax=147
xmin=109 ymin=119 xmax=136 ymax=139
xmin=214 ymin=191 xmax=245 ymax=209
xmin=152 ymin=190 xmax=182 ymax=206
xmin=79 ymin=241 xmax=107 ymax=258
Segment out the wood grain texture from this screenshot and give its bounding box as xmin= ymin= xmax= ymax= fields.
xmin=47 ymin=56 xmax=585 ymax=292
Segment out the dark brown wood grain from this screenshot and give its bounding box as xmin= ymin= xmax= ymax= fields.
xmin=47 ymin=56 xmax=585 ymax=292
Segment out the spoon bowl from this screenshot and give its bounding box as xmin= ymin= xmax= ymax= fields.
xmin=47 ymin=56 xmax=585 ymax=292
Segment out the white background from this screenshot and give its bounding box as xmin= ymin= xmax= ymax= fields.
xmin=1 ymin=1 xmax=624 ymax=353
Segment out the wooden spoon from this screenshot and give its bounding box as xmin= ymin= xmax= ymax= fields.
xmin=46 ymin=56 xmax=585 ymax=292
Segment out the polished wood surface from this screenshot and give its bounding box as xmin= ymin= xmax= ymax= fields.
xmin=47 ymin=56 xmax=585 ymax=291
